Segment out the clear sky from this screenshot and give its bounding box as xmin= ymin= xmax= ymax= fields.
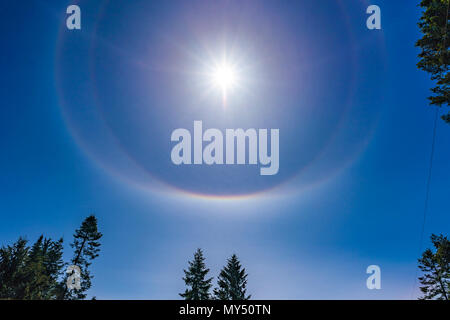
xmin=0 ymin=0 xmax=449 ymax=299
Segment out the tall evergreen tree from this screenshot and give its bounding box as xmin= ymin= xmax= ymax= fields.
xmin=0 ymin=238 xmax=30 ymax=299
xmin=418 ymin=234 xmax=450 ymax=300
xmin=214 ymin=254 xmax=250 ymax=300
xmin=0 ymin=215 xmax=101 ymax=300
xmin=24 ymin=235 xmax=64 ymax=299
xmin=0 ymin=236 xmax=64 ymax=299
xmin=41 ymin=237 xmax=65 ymax=297
xmin=61 ymin=215 xmax=102 ymax=300
xmin=180 ymin=249 xmax=213 ymax=300
xmin=416 ymin=0 xmax=450 ymax=123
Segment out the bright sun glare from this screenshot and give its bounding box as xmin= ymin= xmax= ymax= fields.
xmin=211 ymin=62 xmax=238 ymax=92
xmin=203 ymin=54 xmax=244 ymax=107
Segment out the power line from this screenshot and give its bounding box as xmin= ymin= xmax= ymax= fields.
xmin=411 ymin=108 xmax=439 ymax=298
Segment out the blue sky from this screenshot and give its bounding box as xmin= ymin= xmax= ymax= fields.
xmin=0 ymin=0 xmax=449 ymax=299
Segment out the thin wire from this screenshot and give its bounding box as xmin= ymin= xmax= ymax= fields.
xmin=411 ymin=108 xmax=439 ymax=298
xmin=419 ymin=108 xmax=439 ymax=248
xmin=412 ymin=0 xmax=449 ymax=299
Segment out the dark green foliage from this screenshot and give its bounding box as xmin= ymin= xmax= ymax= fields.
xmin=416 ymin=0 xmax=450 ymax=122
xmin=0 ymin=238 xmax=31 ymax=299
xmin=418 ymin=234 xmax=450 ymax=300
xmin=180 ymin=249 xmax=213 ymax=300
xmin=62 ymin=215 xmax=103 ymax=300
xmin=0 ymin=236 xmax=64 ymax=299
xmin=0 ymin=215 xmax=102 ymax=300
xmin=214 ymin=254 xmax=250 ymax=300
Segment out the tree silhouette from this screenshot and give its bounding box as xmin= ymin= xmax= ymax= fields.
xmin=416 ymin=0 xmax=450 ymax=123
xmin=61 ymin=215 xmax=103 ymax=300
xmin=0 ymin=236 xmax=64 ymax=299
xmin=214 ymin=254 xmax=250 ymax=300
xmin=180 ymin=249 xmax=213 ymax=300
xmin=0 ymin=215 xmax=101 ymax=300
xmin=418 ymin=234 xmax=449 ymax=300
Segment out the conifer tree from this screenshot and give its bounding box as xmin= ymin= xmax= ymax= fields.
xmin=416 ymin=0 xmax=450 ymax=123
xmin=418 ymin=234 xmax=450 ymax=300
xmin=0 ymin=238 xmax=30 ymax=299
xmin=180 ymin=249 xmax=213 ymax=300
xmin=24 ymin=235 xmax=64 ymax=299
xmin=0 ymin=236 xmax=64 ymax=299
xmin=214 ymin=254 xmax=250 ymax=300
xmin=61 ymin=215 xmax=102 ymax=300
xmin=0 ymin=215 xmax=101 ymax=300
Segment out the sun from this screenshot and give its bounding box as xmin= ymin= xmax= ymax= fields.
xmin=212 ymin=62 xmax=238 ymax=91
xmin=209 ymin=60 xmax=240 ymax=94
xmin=202 ymin=53 xmax=244 ymax=108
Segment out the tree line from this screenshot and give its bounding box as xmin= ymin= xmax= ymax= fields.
xmin=0 ymin=215 xmax=102 ymax=300
xmin=178 ymin=235 xmax=449 ymax=301
xmin=180 ymin=249 xmax=250 ymax=300
xmin=0 ymin=216 xmax=448 ymax=299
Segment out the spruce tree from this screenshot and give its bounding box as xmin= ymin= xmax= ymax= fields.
xmin=41 ymin=236 xmax=65 ymax=298
xmin=214 ymin=254 xmax=251 ymax=300
xmin=416 ymin=0 xmax=450 ymax=123
xmin=61 ymin=215 xmax=102 ymax=300
xmin=418 ymin=234 xmax=450 ymax=300
xmin=0 ymin=215 xmax=101 ymax=300
xmin=0 ymin=236 xmax=64 ymax=299
xmin=180 ymin=249 xmax=213 ymax=300
xmin=24 ymin=235 xmax=64 ymax=299
xmin=0 ymin=238 xmax=30 ymax=299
